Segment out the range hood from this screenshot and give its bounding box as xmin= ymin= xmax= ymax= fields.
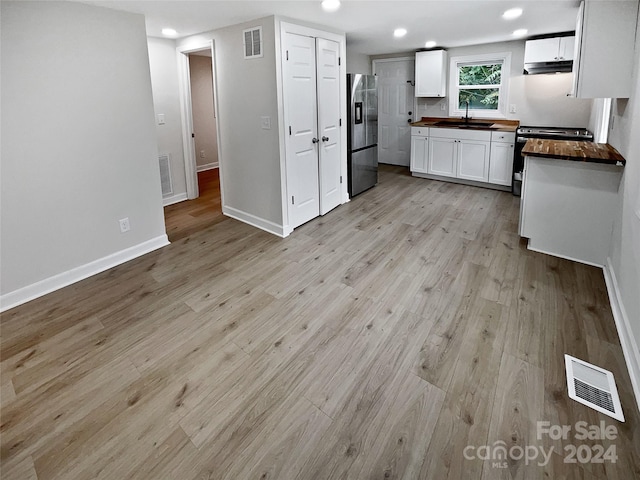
xmin=523 ymin=35 xmax=575 ymax=75
xmin=524 ymin=60 xmax=573 ymax=75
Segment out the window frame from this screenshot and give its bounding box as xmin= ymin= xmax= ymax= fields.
xmin=448 ymin=52 xmax=511 ymax=119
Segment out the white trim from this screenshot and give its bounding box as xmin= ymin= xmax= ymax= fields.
xmin=162 ymin=192 xmax=188 ymax=206
xmin=176 ymin=40 xmax=224 ymax=206
xmin=448 ymin=52 xmax=511 ymax=119
xmin=0 ymin=235 xmax=170 ymax=313
xmin=222 ymin=205 xmax=287 ymax=238
xmin=526 ymin=243 xmax=604 ymax=268
xmin=603 ymin=258 xmax=640 ymax=415
xmin=196 ymin=162 xmax=218 ymax=172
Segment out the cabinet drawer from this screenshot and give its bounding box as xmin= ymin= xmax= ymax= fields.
xmin=411 ymin=127 xmax=429 ymax=137
xmin=491 ymin=131 xmax=516 ymax=143
xmin=430 ymin=127 xmax=491 ymax=141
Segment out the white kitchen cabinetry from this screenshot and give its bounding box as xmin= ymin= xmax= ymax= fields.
xmin=410 ymin=127 xmax=429 ymax=173
xmin=457 ymin=140 xmax=490 ymax=182
xmin=415 ymin=50 xmax=447 ymax=97
xmin=428 ymin=137 xmax=457 ymax=177
xmin=428 ymin=128 xmax=491 ymax=180
xmin=524 ymin=36 xmax=574 ymax=63
xmin=488 ymin=131 xmax=515 ymax=186
xmin=572 ymin=0 xmax=637 ymax=98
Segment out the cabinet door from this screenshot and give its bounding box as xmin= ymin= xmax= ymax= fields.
xmin=524 ymin=38 xmax=561 ymax=63
xmin=558 ymin=36 xmax=575 ymax=61
xmin=428 ymin=137 xmax=457 ymax=177
xmin=415 ymin=50 xmax=446 ymax=97
xmin=457 ymin=140 xmax=490 ymax=182
xmin=489 ymin=142 xmax=514 ymax=186
xmin=410 ymin=135 xmax=428 ymax=173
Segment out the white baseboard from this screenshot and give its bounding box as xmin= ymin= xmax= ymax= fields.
xmin=0 ymin=235 xmax=170 ymax=313
xmin=163 ymin=193 xmax=188 ymax=207
xmin=197 ymin=162 xmax=218 ymax=172
xmin=603 ymin=258 xmax=640 ymax=415
xmin=222 ymin=205 xmax=285 ymax=238
xmin=526 ymin=243 xmax=604 ymax=269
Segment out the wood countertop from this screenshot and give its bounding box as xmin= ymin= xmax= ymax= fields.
xmin=410 ymin=116 xmax=519 ymax=132
xmin=522 ymin=139 xmax=626 ymax=166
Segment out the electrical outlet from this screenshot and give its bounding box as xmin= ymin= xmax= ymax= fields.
xmin=157 ymin=114 xmax=165 ymax=125
xmin=509 ymin=104 xmax=517 ymax=114
xmin=440 ymin=102 xmax=447 ymax=111
xmin=119 ymin=217 xmax=130 ymax=233
xmin=200 ymin=150 xmax=206 ymax=158
xmin=261 ymin=116 xmax=271 ymax=130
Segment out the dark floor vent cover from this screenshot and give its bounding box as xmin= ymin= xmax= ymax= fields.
xmin=565 ymin=354 xmax=624 ymax=422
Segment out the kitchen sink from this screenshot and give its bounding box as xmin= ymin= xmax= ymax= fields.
xmin=434 ymin=121 xmax=495 ymax=128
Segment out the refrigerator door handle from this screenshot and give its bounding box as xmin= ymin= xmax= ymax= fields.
xmin=354 ymin=102 xmax=363 ymax=124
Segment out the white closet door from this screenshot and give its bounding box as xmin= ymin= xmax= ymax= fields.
xmin=283 ymin=32 xmax=320 ymax=229
xmin=315 ymin=37 xmax=341 ymax=216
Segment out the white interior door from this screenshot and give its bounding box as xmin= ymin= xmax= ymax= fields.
xmin=375 ymin=59 xmax=415 ymax=166
xmin=283 ymin=32 xmax=320 ymax=229
xmin=316 ymin=38 xmax=341 ymax=215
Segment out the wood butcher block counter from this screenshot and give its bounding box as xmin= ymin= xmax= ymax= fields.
xmin=522 ymin=139 xmax=626 ymax=166
xmin=411 ymin=116 xmax=519 ymax=132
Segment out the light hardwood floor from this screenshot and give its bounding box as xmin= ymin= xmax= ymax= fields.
xmin=1 ymin=165 xmax=639 ymax=479
xmin=164 ymin=168 xmax=223 ymax=242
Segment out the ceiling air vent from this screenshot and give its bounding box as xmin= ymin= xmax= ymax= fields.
xmin=243 ymin=27 xmax=263 ymax=59
xmin=564 ymin=354 xmax=624 ymax=422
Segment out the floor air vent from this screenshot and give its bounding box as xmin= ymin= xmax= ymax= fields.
xmin=565 ymin=354 xmax=624 ymax=422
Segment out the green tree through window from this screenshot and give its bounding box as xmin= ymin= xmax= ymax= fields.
xmin=458 ymin=63 xmax=503 ymax=110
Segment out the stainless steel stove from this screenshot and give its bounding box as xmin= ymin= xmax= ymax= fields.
xmin=512 ymin=126 xmax=594 ymax=195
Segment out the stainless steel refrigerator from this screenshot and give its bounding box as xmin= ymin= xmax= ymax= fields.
xmin=347 ymin=74 xmax=378 ymax=197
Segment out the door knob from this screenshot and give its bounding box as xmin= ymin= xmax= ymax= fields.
xmin=312 ymin=137 xmax=319 ymax=144
xmin=408 ymin=111 xmax=413 ymax=115
xmin=407 ymin=118 xmax=412 ymax=123
xmin=322 ymin=136 xmax=329 ymax=142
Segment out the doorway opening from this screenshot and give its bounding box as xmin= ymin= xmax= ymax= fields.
xmin=165 ymin=42 xmax=224 ymax=241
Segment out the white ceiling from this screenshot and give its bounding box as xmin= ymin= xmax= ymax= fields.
xmin=82 ymin=0 xmax=581 ymax=55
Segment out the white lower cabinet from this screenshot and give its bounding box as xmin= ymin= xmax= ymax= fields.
xmin=411 ymin=126 xmax=515 ymax=189
xmin=488 ymin=142 xmax=515 ymax=186
xmin=457 ymin=140 xmax=490 ymax=182
xmin=428 ymin=137 xmax=457 ymax=177
xmin=410 ymin=127 xmax=429 ymax=174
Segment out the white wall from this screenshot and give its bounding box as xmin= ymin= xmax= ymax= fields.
xmin=392 ymin=40 xmax=593 ymax=127
xmin=606 ymin=20 xmax=640 ymax=411
xmin=147 ymin=37 xmax=188 ymax=204
xmin=176 ymin=17 xmax=283 ymax=228
xmin=1 ymin=1 xmax=167 ymax=308
xmin=189 ymin=54 xmax=219 ymax=169
xmin=346 ymin=48 xmax=372 ymax=74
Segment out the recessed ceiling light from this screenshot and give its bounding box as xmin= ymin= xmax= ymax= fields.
xmin=321 ymin=0 xmax=341 ymax=12
xmin=513 ymin=29 xmax=528 ymax=37
xmin=503 ymin=8 xmax=523 ymax=20
xmin=162 ymin=28 xmax=177 ymax=37
xmin=424 ymin=41 xmax=437 ymax=48
xmin=394 ymin=28 xmax=407 ymax=38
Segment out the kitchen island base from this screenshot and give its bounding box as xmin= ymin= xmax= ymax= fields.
xmin=519 ymin=156 xmax=623 ymax=267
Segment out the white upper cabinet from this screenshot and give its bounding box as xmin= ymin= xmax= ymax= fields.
xmin=524 ymin=36 xmax=575 ymax=63
xmin=415 ymin=50 xmax=447 ymax=97
xmin=571 ymin=0 xmax=637 ymax=99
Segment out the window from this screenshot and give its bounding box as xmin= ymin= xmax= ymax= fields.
xmin=449 ymin=53 xmax=511 ymax=118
